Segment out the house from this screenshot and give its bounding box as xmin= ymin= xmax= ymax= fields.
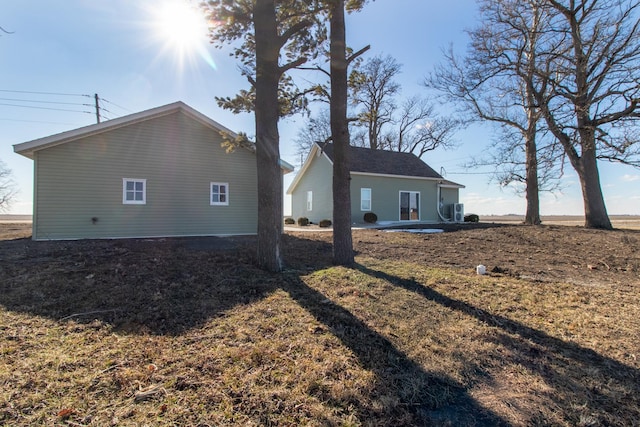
xmin=287 ymin=142 xmax=464 ymax=225
xmin=14 ymin=102 xmax=293 ymax=240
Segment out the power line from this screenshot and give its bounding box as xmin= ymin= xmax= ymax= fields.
xmin=446 ymin=171 xmax=493 ymax=175
xmin=0 ymin=90 xmax=130 ymax=123
xmin=100 ymin=106 xmax=115 ymax=116
xmin=102 ymin=98 xmax=132 ymax=113
xmin=0 ymin=97 xmax=88 ymax=107
xmin=0 ymin=117 xmax=81 ymax=126
xmin=0 ymin=102 xmax=92 ymax=114
xmin=0 ymin=89 xmax=90 ymax=97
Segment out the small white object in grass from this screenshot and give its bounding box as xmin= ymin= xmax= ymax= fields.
xmin=476 ymin=265 xmax=486 ymax=275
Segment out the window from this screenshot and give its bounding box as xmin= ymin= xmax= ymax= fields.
xmin=361 ymin=188 xmax=372 ymax=211
xmin=123 ymin=179 xmax=146 ymax=204
xmin=307 ymin=191 xmax=313 ymax=211
xmin=211 ymin=182 xmax=229 ymax=205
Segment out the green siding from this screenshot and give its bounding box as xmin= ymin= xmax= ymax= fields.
xmin=290 ymin=152 xmax=333 ymax=224
xmin=33 ymin=111 xmax=258 ymax=240
xmin=350 ymin=174 xmax=443 ymax=223
xmin=440 ymin=187 xmax=461 ymax=220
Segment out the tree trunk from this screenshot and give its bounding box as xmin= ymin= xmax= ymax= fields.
xmin=524 ymin=142 xmax=541 ymax=225
xmin=254 ymin=0 xmax=284 ymax=271
xmin=524 ymin=111 xmax=541 ymax=225
xmin=576 ymin=146 xmax=612 ymax=230
xmin=329 ymin=0 xmax=354 ymax=265
xmin=368 ymin=120 xmax=378 ymax=150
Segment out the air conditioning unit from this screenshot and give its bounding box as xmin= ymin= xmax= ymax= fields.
xmin=452 ymin=203 xmax=464 ymax=223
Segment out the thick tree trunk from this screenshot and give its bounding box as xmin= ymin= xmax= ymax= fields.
xmin=330 ymin=0 xmax=354 ymax=265
xmin=524 ymin=115 xmax=541 ymax=225
xmin=524 ymin=151 xmax=541 ymax=225
xmin=254 ymin=0 xmax=284 ymax=271
xmin=537 ymin=98 xmax=613 ymax=230
xmin=576 ymin=147 xmax=612 ymax=230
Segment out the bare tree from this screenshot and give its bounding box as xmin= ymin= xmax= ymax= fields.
xmin=0 ymin=160 xmax=16 ymax=211
xmin=531 ymin=0 xmax=640 ymax=229
xmin=428 ymin=0 xmax=575 ymax=225
xmin=394 ymin=96 xmax=460 ymax=157
xmin=293 ymin=108 xmax=332 ymax=160
xmin=296 ymin=54 xmax=460 ymax=160
xmin=350 ymin=55 xmax=462 ymax=157
xmin=349 ymin=55 xmax=400 ymax=150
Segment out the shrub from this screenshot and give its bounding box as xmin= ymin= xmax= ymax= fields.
xmin=297 ymin=217 xmax=309 ymax=226
xmin=363 ymin=212 xmax=378 ymax=223
xmin=319 ymin=219 xmax=332 ymax=228
xmin=464 ymin=214 xmax=480 ymax=223
xmin=284 ymin=217 xmax=295 ymax=225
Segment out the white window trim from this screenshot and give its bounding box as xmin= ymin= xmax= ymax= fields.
xmin=122 ymin=178 xmax=146 ymax=205
xmin=307 ymin=190 xmax=313 ymax=211
xmin=399 ymin=190 xmax=420 ymax=221
xmin=210 ymin=182 xmax=229 ymax=206
xmin=361 ymin=188 xmax=372 ymax=211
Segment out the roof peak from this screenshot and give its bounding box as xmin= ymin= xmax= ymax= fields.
xmin=14 ymin=101 xmax=233 ymax=159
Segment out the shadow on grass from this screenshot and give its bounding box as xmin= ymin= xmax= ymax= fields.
xmin=280 ymin=273 xmax=508 ymax=426
xmin=357 ymin=263 xmax=640 ymax=425
xmin=0 ymin=234 xmax=509 ymax=425
xmin=0 ymin=236 xmax=281 ymax=335
xmin=5 ymin=231 xmax=636 ymax=424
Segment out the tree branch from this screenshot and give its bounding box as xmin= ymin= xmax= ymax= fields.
xmin=280 ymin=56 xmax=309 ymax=74
xmin=278 ymin=19 xmax=312 ymax=48
xmin=347 ymin=44 xmax=370 ymax=65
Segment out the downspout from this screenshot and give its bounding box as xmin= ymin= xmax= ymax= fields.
xmin=32 ymin=152 xmax=38 ymax=241
xmin=437 ymin=182 xmax=452 ymax=222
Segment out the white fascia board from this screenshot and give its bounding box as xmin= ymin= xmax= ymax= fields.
xmin=286 ymin=143 xmax=333 ymax=194
xmin=13 ymin=101 xmax=252 ymax=159
xmin=350 ymin=171 xmax=442 ymax=181
xmin=351 ymin=171 xmax=465 ymax=188
xmin=14 ymin=102 xmax=184 ymax=159
xmin=438 ymin=180 xmax=466 ymax=189
xmin=279 ymin=159 xmax=295 ymax=174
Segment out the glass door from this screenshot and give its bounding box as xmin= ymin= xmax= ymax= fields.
xmin=400 ymin=191 xmax=419 ymax=221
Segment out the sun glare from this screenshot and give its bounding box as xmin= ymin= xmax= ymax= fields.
xmin=157 ymin=2 xmax=204 ymax=50
xmin=150 ymin=0 xmax=216 ymax=70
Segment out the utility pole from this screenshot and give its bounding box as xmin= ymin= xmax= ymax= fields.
xmin=94 ymin=93 xmax=100 ymax=123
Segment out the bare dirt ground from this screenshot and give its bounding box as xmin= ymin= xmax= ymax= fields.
xmin=289 ymin=220 xmax=640 ymax=287
xmin=1 ymin=221 xmax=639 ymax=425
xmin=3 ymin=219 xmax=640 ymax=305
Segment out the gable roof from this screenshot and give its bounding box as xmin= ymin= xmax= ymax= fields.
xmin=287 ymin=142 xmax=463 ymax=193
xmin=13 ymin=101 xmax=294 ymax=173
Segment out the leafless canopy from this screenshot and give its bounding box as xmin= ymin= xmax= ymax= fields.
xmin=0 ymin=160 xmax=16 ymax=211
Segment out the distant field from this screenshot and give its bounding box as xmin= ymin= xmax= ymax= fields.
xmin=481 ymin=215 xmax=640 ymax=230
xmin=2 ymin=214 xmax=640 ymax=229
xmin=0 ymin=215 xmax=32 ymax=223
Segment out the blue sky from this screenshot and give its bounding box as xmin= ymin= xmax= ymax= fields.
xmin=1 ymin=0 xmax=639 ymax=216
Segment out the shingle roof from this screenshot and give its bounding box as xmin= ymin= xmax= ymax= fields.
xmin=320 ymin=143 xmax=443 ymax=179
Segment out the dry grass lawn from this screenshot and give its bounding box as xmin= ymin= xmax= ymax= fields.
xmin=0 ymin=222 xmax=639 ymax=426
